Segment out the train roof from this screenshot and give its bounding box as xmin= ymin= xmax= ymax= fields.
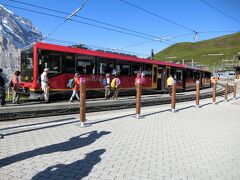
xmin=31 ymin=42 xmax=209 ymax=72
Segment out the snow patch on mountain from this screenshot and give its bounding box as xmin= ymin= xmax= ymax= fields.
xmin=0 ymin=5 xmax=42 ymax=80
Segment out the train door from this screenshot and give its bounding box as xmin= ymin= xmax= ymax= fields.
xmin=157 ymin=67 xmax=165 ymax=90
xmin=152 ymin=64 xmax=158 ymax=88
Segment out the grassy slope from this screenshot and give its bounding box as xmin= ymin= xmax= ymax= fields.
xmin=154 ymin=32 xmax=240 ymax=70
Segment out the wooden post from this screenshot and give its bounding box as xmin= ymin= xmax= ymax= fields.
xmin=212 ymin=81 xmax=216 ymax=104
xmin=171 ymin=80 xmax=176 ymax=112
xmin=136 ymin=80 xmax=142 ymax=119
xmin=196 ymin=80 xmax=200 ymax=107
xmin=80 ymin=77 xmax=86 ymax=127
xmin=233 ymin=79 xmax=237 ymax=99
xmin=224 ymin=80 xmax=228 ymax=102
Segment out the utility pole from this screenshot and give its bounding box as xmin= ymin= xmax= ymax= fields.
xmin=151 ymin=49 xmax=154 ymax=60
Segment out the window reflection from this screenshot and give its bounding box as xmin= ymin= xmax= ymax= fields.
xmin=76 ymin=55 xmax=95 ymax=74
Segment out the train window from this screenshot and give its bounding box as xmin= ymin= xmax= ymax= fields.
xmin=116 ymin=60 xmax=130 ymax=75
xmin=49 ymin=54 xmax=61 ymax=74
xmin=193 ymin=71 xmax=199 ymax=79
xmin=206 ymin=72 xmax=211 ymax=78
xmin=202 ymin=72 xmax=205 ymax=78
xmin=143 ymin=64 xmax=152 ymax=76
xmin=39 ymin=52 xmax=61 ymax=76
xmin=62 ymin=54 xmax=75 ymax=73
xmin=170 ymin=69 xmax=175 ymax=77
xmin=21 ymin=49 xmax=34 ymax=82
xmin=187 ymin=70 xmax=193 ymax=79
xmin=170 ymin=68 xmax=176 ymax=79
xmin=98 ymin=58 xmax=114 ymax=75
xmin=176 ymin=69 xmax=182 ymax=80
xmin=76 ymin=55 xmax=95 ymax=74
xmin=132 ymin=62 xmax=143 ymax=75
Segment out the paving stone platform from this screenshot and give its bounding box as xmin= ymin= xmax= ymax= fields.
xmin=0 ymin=95 xmax=240 ymax=180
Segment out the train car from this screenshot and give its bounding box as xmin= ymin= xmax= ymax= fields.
xmin=19 ymin=42 xmax=211 ymax=98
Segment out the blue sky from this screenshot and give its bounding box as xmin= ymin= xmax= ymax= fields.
xmin=1 ymin=0 xmax=240 ymax=57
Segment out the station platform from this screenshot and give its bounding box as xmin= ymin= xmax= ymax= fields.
xmin=0 ymin=84 xmax=227 ymax=120
xmin=0 ymin=94 xmax=240 ymax=180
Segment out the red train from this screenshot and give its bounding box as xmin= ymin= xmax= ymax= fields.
xmin=20 ymin=42 xmax=211 ymax=98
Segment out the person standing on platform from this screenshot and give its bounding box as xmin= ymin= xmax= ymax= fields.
xmin=41 ymin=68 xmax=49 ymax=103
xmin=69 ymin=73 xmax=80 ymax=102
xmin=134 ymin=73 xmax=143 ymax=86
xmin=0 ymin=68 xmax=6 ymax=107
xmin=167 ymin=75 xmax=174 ymax=96
xmin=134 ymin=73 xmax=143 ymax=98
xmin=103 ymin=73 xmax=111 ymax=100
xmin=111 ymin=75 xmax=121 ymax=100
xmin=12 ymin=71 xmax=21 ymax=104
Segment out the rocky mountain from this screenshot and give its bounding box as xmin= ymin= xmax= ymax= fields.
xmin=0 ymin=5 xmax=42 ymax=81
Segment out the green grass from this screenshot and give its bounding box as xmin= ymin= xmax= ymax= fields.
xmin=5 ymin=90 xmax=29 ymax=102
xmin=154 ymin=32 xmax=240 ymax=71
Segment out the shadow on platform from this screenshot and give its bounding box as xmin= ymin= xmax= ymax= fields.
xmin=1 ymin=117 xmax=77 ymax=131
xmin=215 ymin=100 xmax=224 ymax=105
xmin=175 ymin=105 xmax=195 ymax=112
xmin=141 ymin=109 xmax=170 ymax=118
xmin=2 ymin=118 xmax=79 ymax=136
xmin=32 ymin=149 xmax=106 ymax=180
xmin=89 ymin=113 xmax=135 ymax=125
xmin=0 ymin=130 xmax=110 ymax=168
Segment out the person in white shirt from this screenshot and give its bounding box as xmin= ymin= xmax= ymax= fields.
xmin=104 ymin=73 xmax=111 ymax=99
xmin=41 ymin=68 xmax=49 ymax=102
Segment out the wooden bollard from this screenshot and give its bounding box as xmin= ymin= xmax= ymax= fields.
xmin=212 ymin=81 xmax=216 ymax=104
xmin=224 ymin=80 xmax=228 ymax=102
xmin=233 ymin=79 xmax=237 ymax=99
xmin=136 ymin=80 xmax=142 ymax=119
xmin=80 ymin=77 xmax=86 ymax=127
xmin=196 ymin=80 xmax=200 ymax=107
xmin=171 ymin=80 xmax=176 ymax=112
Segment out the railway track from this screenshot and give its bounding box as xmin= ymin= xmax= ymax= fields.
xmin=0 ymin=84 xmax=234 ymax=121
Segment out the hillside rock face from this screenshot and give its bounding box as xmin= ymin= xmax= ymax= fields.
xmin=0 ymin=5 xmax=42 ymax=81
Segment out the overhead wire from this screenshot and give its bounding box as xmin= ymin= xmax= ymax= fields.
xmin=44 ymin=37 xmax=150 ymax=57
xmin=6 ymin=0 xmax=166 ymax=40
xmin=119 ymin=33 xmax=195 ymax=50
xmin=1 ymin=3 xmax=161 ymax=41
xmin=119 ymin=0 xmax=197 ymax=33
xmin=199 ymin=0 xmax=240 ymax=25
xmin=4 ymin=0 xmax=196 ymax=48
xmin=119 ymin=0 xmax=239 ymax=42
xmin=2 ymin=0 xmax=239 ymax=56
xmin=118 ymin=41 xmax=152 ymax=50
xmin=5 ymin=0 xmax=238 ymax=46
xmin=117 ymin=0 xmax=215 ymax=50
xmin=5 ymin=0 xmax=203 ymax=46
xmin=42 ymin=0 xmax=90 ymax=40
xmin=2 ymin=3 xmax=234 ymax=57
